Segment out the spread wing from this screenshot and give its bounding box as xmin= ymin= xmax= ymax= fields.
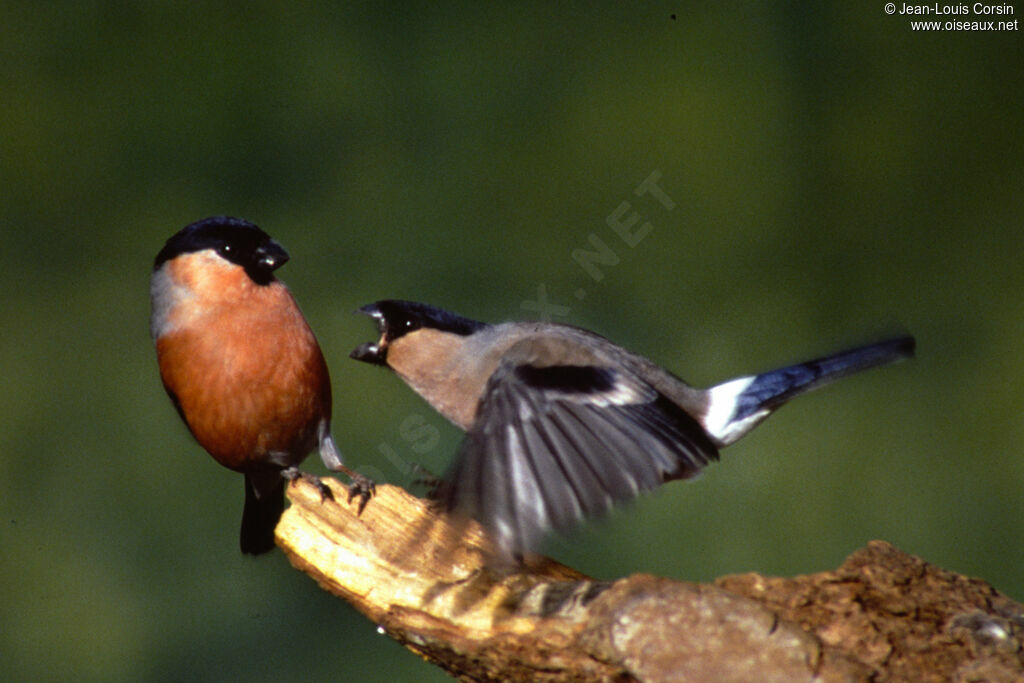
xmin=441 ymin=352 xmax=719 ymax=557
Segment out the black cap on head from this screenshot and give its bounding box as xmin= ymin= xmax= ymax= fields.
xmin=358 ymin=300 xmax=487 ymax=343
xmin=154 ymin=216 xmax=289 ymax=286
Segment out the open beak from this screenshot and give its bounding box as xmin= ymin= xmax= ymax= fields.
xmin=350 ymin=303 xmax=388 ymax=365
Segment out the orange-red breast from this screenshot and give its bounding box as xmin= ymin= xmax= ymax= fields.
xmin=151 ymin=216 xmax=371 ymax=554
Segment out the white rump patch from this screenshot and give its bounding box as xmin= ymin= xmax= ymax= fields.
xmin=701 ymin=375 xmax=764 ymax=446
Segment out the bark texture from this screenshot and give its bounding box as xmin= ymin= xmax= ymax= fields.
xmin=278 ymin=478 xmax=1024 ymax=681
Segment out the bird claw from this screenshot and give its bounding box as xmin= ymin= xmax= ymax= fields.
xmin=410 ymin=463 xmax=441 ymax=488
xmin=310 ymin=476 xmax=335 ymax=503
xmin=346 ymin=473 xmax=376 ymax=515
xmin=281 ymin=468 xmax=335 ymax=503
xmin=411 ymin=464 xmax=449 ymax=500
xmin=293 ymin=464 xmax=375 ymax=514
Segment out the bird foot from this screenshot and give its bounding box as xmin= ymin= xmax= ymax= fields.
xmin=345 ymin=473 xmax=375 ymax=514
xmin=411 ymin=464 xmax=449 ymax=500
xmin=281 ymin=467 xmax=335 ymax=503
xmin=328 ymin=464 xmax=376 ymax=514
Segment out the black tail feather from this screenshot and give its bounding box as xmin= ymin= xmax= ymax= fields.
xmin=733 ymin=336 xmax=915 ymax=423
xmin=240 ymin=475 xmax=285 ymax=555
xmin=703 ymin=335 xmax=915 ymax=446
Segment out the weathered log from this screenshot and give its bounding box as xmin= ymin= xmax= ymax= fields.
xmin=277 ymin=478 xmax=1024 ymax=681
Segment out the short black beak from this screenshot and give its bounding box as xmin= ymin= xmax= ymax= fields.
xmin=256 ymin=239 xmax=289 ymax=271
xmin=350 ymin=341 xmax=386 ymax=365
xmin=351 ymin=302 xmax=388 ymax=365
xmin=356 ymin=302 xmax=384 ymax=325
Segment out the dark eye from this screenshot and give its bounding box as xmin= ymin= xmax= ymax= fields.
xmin=382 ymin=310 xmax=424 ymax=342
xmin=217 ymin=244 xmax=233 ymax=257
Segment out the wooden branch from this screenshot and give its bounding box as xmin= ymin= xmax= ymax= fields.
xmin=278 ymin=478 xmax=1024 ymax=681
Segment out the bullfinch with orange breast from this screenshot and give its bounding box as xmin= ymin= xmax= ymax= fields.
xmin=351 ymin=300 xmax=914 ymax=559
xmin=151 ymin=216 xmax=372 ymax=555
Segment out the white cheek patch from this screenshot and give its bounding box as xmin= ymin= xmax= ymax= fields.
xmin=149 ymin=251 xmax=240 ymax=340
xmin=701 ymin=375 xmax=761 ymax=446
xmin=149 ymin=265 xmax=196 ymax=339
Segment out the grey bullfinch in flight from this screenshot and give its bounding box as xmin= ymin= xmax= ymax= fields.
xmin=351 ymin=299 xmax=913 ymax=558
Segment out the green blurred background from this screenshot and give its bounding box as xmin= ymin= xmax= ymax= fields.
xmin=2 ymin=2 xmax=1022 ymax=680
